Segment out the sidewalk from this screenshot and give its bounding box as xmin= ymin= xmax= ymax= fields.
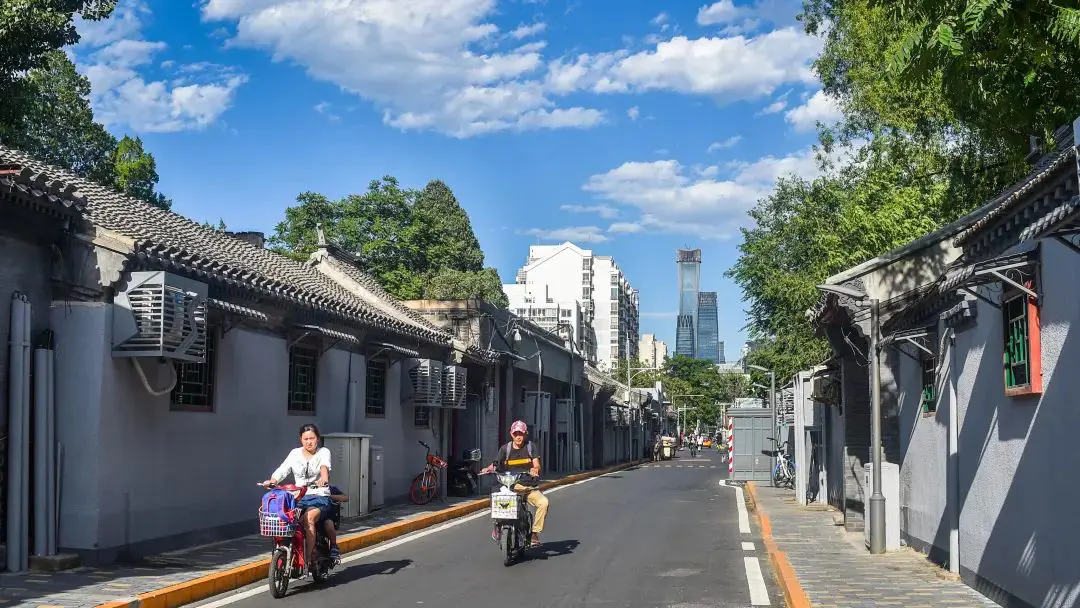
xmin=748 ymin=484 xmax=997 ymax=608
xmin=0 ymin=464 xmax=641 ymax=608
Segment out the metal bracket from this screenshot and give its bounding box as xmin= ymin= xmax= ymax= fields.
xmin=288 ymin=331 xmax=314 ymax=350
xmin=320 ymin=339 xmax=341 ymax=356
xmin=220 ymin=316 xmax=242 ymax=336
xmin=959 ymin=287 xmax=1000 ymax=310
xmin=986 ymin=270 xmax=1038 ymax=300
xmin=902 ymin=336 xmax=934 ymax=357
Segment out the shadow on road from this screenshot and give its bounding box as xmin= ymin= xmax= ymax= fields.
xmin=293 ymin=559 xmax=413 ymax=593
xmin=523 ymin=540 xmax=580 ymax=562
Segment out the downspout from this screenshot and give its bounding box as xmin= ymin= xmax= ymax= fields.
xmin=6 ymin=293 xmax=30 ymax=572
xmin=947 ymin=328 xmax=960 ymax=574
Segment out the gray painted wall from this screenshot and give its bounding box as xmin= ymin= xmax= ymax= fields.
xmin=883 ymin=238 xmax=1080 ymax=607
xmin=50 ymin=303 xmax=450 ymax=558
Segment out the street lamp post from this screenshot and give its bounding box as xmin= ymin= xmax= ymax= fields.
xmin=670 ymin=394 xmax=705 ymax=444
xmin=817 ymin=283 xmax=885 ymax=555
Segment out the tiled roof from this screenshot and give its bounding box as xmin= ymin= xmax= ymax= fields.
xmin=0 ymin=145 xmax=450 ymax=347
xmin=0 ymin=164 xmax=87 ymax=212
xmin=312 ymin=246 xmax=448 ymax=337
xmin=954 ymin=125 xmax=1076 ymax=246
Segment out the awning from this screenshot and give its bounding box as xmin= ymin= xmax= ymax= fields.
xmin=369 ymin=341 xmax=419 ymax=357
xmin=291 ymin=324 xmax=361 ymax=351
xmin=880 ymin=326 xmax=937 ymax=357
xmin=940 ymin=242 xmax=1040 ymax=302
xmin=209 ymin=298 xmax=269 ymax=322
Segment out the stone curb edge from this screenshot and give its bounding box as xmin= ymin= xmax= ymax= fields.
xmin=744 ymin=482 xmax=812 ymax=608
xmin=96 ymin=459 xmax=648 ymax=608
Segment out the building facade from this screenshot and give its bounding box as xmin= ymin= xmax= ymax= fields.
xmin=503 ymin=284 xmax=595 ymax=362
xmin=675 ymin=249 xmax=701 ymax=357
xmin=805 ymin=121 xmax=1080 ymax=608
xmin=506 ymin=242 xmax=638 ymax=370
xmin=696 ymin=292 xmax=719 ymax=363
xmin=638 ymin=333 xmax=668 ymax=368
xmin=718 ymin=340 xmax=726 ymax=363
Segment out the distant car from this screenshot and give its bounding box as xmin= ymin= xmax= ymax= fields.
xmin=702 ymin=438 xmax=713 ymax=448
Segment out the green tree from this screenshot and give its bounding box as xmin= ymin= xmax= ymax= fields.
xmin=5 ymin=51 xmax=116 ymax=184
xmin=0 ymin=0 xmax=117 ymax=142
xmin=112 ymin=135 xmax=172 ymax=210
xmin=270 ymin=177 xmax=508 ymax=305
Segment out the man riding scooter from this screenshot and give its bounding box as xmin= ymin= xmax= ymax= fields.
xmin=482 ymin=421 xmax=549 ymax=546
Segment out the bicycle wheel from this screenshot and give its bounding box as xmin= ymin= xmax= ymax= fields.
xmin=410 ymin=469 xmax=439 ymax=504
xmin=268 ymin=547 xmax=290 ymax=598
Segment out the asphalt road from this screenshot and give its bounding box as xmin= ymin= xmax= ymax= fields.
xmin=194 ymin=449 xmax=778 ymax=607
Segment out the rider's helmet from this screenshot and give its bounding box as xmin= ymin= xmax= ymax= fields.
xmin=510 ymin=420 xmax=528 ymax=436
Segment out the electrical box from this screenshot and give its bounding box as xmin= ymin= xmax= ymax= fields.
xmin=322 ymin=433 xmax=372 ymax=518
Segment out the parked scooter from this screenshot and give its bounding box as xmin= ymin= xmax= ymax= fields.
xmin=484 ymin=470 xmax=538 ymax=566
xmin=448 ymin=448 xmax=482 ymax=497
xmin=257 ymin=483 xmax=338 ymax=598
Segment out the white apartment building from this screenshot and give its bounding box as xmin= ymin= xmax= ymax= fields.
xmin=507 ymin=242 xmax=639 ymax=369
xmin=503 ymin=283 xmax=596 ymax=362
xmin=638 ymin=333 xmax=668 ymax=368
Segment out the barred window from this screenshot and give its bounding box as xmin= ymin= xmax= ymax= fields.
xmin=365 ymin=359 xmax=386 ymax=417
xmin=414 ymin=406 xmax=431 ymax=428
xmin=171 ymin=329 xmax=218 ymax=412
xmin=288 ymin=343 xmax=319 ymax=414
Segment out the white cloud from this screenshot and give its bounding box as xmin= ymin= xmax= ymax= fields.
xmin=582 ymin=147 xmax=827 ymax=239
xmin=707 ymin=136 xmax=742 ymax=152
xmin=608 ymin=222 xmax=643 ymax=233
xmin=560 ymin=204 xmax=619 ymax=218
xmin=627 ymin=106 xmax=640 ymax=120
xmin=202 ymin=0 xmax=604 ymax=138
xmin=510 ymin=22 xmax=546 ymax=39
xmin=547 ymin=28 xmax=821 ymax=100
xmin=73 ymin=0 xmax=245 ymax=133
xmin=785 ymin=89 xmax=844 ymax=132
xmin=314 ymin=101 xmax=342 ymax=122
xmin=758 ymin=98 xmax=787 ymax=114
xmin=524 ymin=226 xmax=609 ymax=242
xmin=697 ymin=0 xmax=800 ymax=28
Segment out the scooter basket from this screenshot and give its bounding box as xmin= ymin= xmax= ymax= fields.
xmin=490 ymin=491 xmax=519 ymax=520
xmin=259 ymin=507 xmax=299 ymax=537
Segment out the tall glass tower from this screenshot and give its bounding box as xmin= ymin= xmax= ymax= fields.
xmin=696 ymin=292 xmax=719 ymax=362
xmin=675 ymin=249 xmax=701 ymax=357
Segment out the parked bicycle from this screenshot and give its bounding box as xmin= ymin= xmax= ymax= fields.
xmin=410 ymin=440 xmax=447 ymax=505
xmin=767 ymin=437 xmax=795 ymax=489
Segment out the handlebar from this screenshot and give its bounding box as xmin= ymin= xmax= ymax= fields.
xmin=418 ymin=440 xmax=431 ymax=449
xmin=257 ymin=482 xmax=321 ymax=490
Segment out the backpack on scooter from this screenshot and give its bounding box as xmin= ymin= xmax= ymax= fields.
xmin=261 ymin=489 xmax=297 ymax=523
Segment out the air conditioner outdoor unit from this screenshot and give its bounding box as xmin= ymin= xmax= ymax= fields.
xmin=811 ymin=375 xmax=839 ymax=405
xmin=112 ymin=271 xmax=208 ymax=362
xmin=442 ymin=364 xmax=467 ymax=409
xmin=402 ymin=358 xmax=444 ymax=408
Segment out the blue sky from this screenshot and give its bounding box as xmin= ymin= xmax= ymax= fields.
xmin=69 ymin=0 xmax=843 ymax=355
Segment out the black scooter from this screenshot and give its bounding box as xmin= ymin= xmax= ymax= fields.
xmin=448 ymin=448 xmax=482 ymax=497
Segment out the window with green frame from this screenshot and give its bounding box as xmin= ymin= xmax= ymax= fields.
xmin=921 ymin=356 xmax=936 ymax=414
xmin=1002 ymin=293 xmax=1031 ymax=391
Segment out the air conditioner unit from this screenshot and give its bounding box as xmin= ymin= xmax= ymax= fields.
xmin=112 ymin=271 xmax=208 ymax=362
xmin=401 ymin=358 xmax=443 ymax=408
xmin=811 ymin=375 xmax=839 ymax=406
xmin=442 ymin=364 xmax=467 ymax=409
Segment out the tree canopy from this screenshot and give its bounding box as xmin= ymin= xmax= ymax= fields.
xmin=269 ymin=177 xmax=508 ymax=307
xmin=1 ymin=4 xmax=173 ymax=211
xmin=609 ymin=355 xmax=749 ymax=429
xmin=728 ymin=0 xmax=1053 ymax=382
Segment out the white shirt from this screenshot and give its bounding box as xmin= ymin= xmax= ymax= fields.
xmin=271 ymin=447 xmax=332 ymax=497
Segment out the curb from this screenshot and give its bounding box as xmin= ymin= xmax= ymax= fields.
xmin=744 ymin=482 xmax=811 ymax=608
xmin=96 ymin=459 xmax=648 ymax=608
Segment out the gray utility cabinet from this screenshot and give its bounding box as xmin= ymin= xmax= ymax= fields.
xmin=369 ymin=444 xmax=385 ymax=510
xmin=322 ymin=433 xmax=372 ymax=518
xmin=728 ymin=408 xmax=775 ymax=482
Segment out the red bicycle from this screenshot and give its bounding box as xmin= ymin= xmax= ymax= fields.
xmin=409 ymin=440 xmax=447 ymax=505
xmin=257 ymin=483 xmax=336 ymax=598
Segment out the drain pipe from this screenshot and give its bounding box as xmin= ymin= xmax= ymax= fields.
xmin=33 ymin=347 xmax=48 ymax=557
xmin=947 ymin=328 xmax=960 ymax=574
xmin=7 ymin=293 xmax=31 ymax=572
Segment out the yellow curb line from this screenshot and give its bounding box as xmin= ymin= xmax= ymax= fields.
xmin=95 ymin=459 xmax=648 ymax=608
xmin=744 ymin=482 xmax=811 ymax=608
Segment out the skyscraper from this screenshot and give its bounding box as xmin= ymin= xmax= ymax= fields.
xmin=675 ymin=249 xmax=701 ymax=357
xmin=718 ymin=341 xmax=726 ymax=364
xmin=697 ymin=292 xmax=719 ymax=363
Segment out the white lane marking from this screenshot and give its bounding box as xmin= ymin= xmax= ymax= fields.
xmin=741 ymin=541 xmax=755 ymax=551
xmin=719 ymin=480 xmax=751 ymax=534
xmin=744 ymin=556 xmax=771 ymax=605
xmin=195 ymin=468 xmax=626 ymax=607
